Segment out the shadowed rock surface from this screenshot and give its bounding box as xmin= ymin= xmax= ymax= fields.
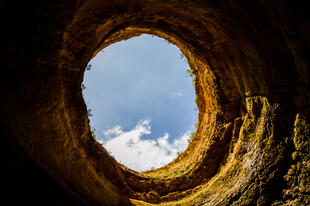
xmin=4 ymin=0 xmax=309 ymax=205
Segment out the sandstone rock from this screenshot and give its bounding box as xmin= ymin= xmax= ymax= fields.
xmin=3 ymin=0 xmax=309 ymax=205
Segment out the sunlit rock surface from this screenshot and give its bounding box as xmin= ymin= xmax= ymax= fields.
xmin=4 ymin=0 xmax=309 ymax=205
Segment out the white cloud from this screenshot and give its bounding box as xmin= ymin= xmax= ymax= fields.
xmin=103 ymin=125 xmax=124 ymax=137
xmin=169 ymin=91 xmax=184 ymax=98
xmin=100 ymin=120 xmax=191 ymax=172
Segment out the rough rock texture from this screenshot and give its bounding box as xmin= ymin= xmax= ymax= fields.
xmin=3 ymin=0 xmax=310 ymax=205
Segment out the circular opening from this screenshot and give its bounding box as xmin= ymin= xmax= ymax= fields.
xmin=8 ymin=1 xmax=303 ymax=205
xmin=82 ymin=34 xmax=197 ymax=172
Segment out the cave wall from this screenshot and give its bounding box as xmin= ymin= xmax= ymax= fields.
xmin=3 ymin=0 xmax=310 ymax=205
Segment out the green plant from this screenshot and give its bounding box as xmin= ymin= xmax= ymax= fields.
xmin=185 ymin=67 xmax=198 ymax=107
xmin=87 ymin=108 xmax=93 ymax=117
xmin=167 ymin=163 xmax=194 ymax=178
xmin=185 ymin=68 xmax=195 ymax=78
xmin=187 ymin=121 xmax=199 ymax=144
xmin=81 ymin=84 xmax=86 ymax=90
xmin=187 ymin=131 xmax=195 ymax=144
xmin=90 ymin=127 xmax=97 ymax=140
xmin=194 ymin=122 xmax=198 ymax=129
xmin=180 ymin=53 xmax=185 ymax=60
xmin=83 ymin=64 xmax=98 ymax=141
xmin=86 ymin=63 xmax=92 ymax=71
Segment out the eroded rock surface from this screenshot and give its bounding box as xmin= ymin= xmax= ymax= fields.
xmin=4 ymin=0 xmax=309 ymax=205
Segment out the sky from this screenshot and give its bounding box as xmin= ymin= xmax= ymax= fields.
xmin=82 ymin=34 xmax=197 ymax=172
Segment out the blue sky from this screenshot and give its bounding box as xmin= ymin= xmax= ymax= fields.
xmin=82 ymin=34 xmax=197 ymax=171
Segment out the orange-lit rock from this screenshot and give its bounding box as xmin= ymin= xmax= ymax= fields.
xmin=4 ymin=0 xmax=309 ymax=205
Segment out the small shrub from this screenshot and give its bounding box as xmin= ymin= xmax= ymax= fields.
xmin=90 ymin=127 xmax=97 ymax=140
xmin=86 ymin=64 xmax=92 ymax=71
xmin=87 ymin=108 xmax=93 ymax=117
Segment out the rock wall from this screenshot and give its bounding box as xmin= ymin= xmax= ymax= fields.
xmin=4 ymin=0 xmax=309 ymax=205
